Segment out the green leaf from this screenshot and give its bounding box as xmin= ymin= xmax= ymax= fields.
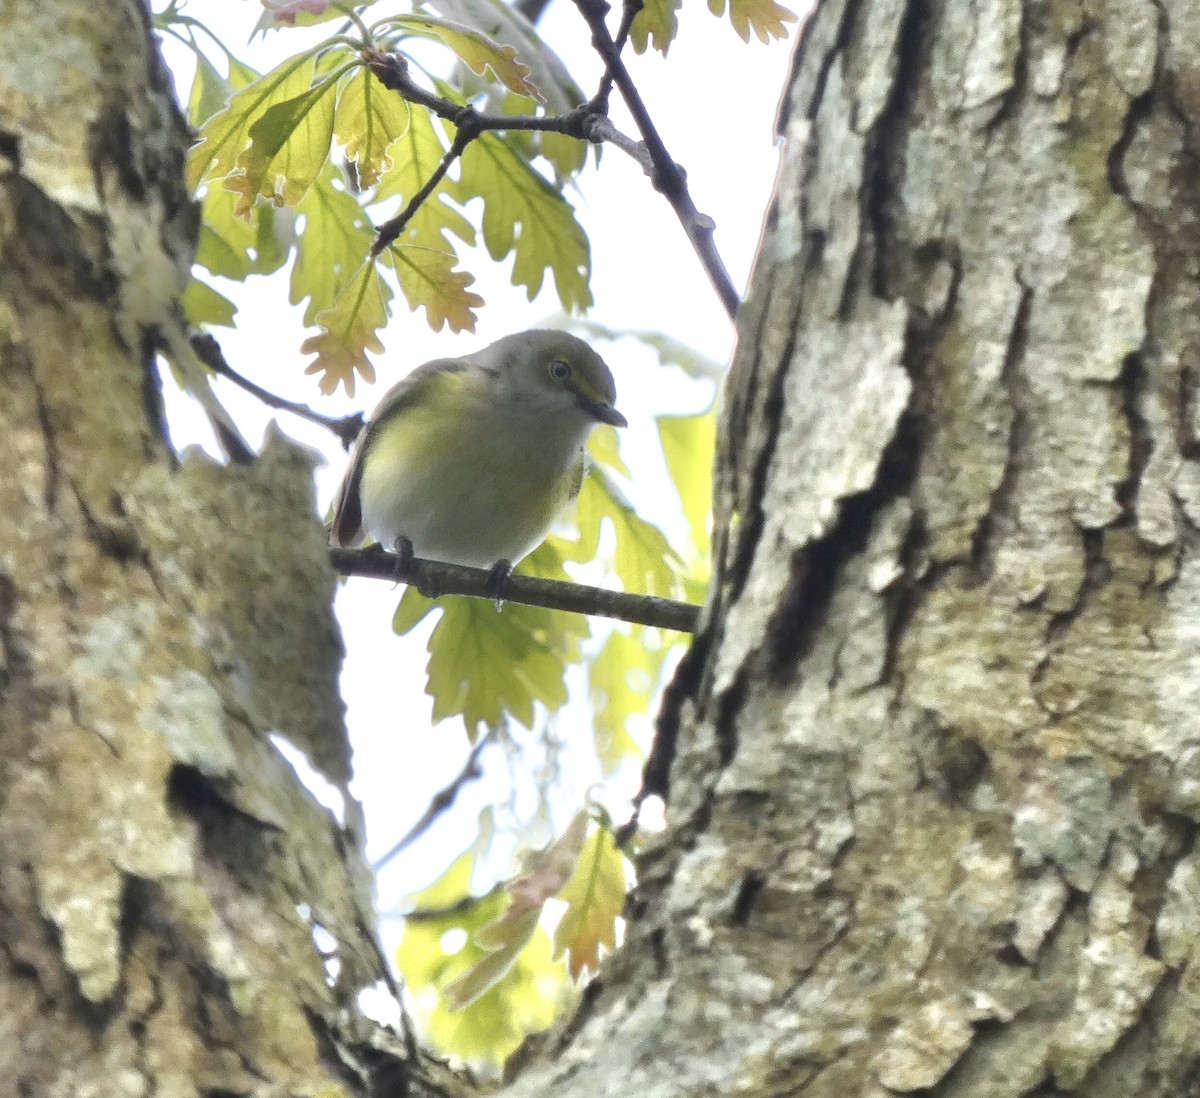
xmin=188 ymin=49 xmax=323 ymax=191
xmin=291 ymin=162 xmax=375 ymax=324
xmin=708 ymin=0 xmax=798 ymax=44
xmin=188 ymin=49 xmax=236 ymax=129
xmin=393 ymin=585 xmax=438 ymax=635
xmin=196 ymin=183 xmax=291 ymax=282
xmin=588 ymin=630 xmax=659 ymax=773
xmin=334 ymin=66 xmax=411 ymax=188
xmin=230 ymin=71 xmax=342 ymax=215
xmin=377 ymin=14 xmax=542 ymax=101
xmin=300 ymin=259 xmax=391 ymax=394
xmin=424 ymin=595 xmax=588 ymax=735
xmin=553 ymin=825 xmax=627 ymax=978
xmin=630 ymin=0 xmax=682 ymax=54
xmin=587 ymin=423 xmax=629 ymax=479
xmin=181 ymin=277 xmax=238 ymax=328
xmin=397 ymin=847 xmax=568 ymax=1065
xmin=446 ymin=812 xmax=587 ymax=1008
xmin=423 ymin=0 xmax=585 ymax=116
xmin=658 ymin=411 xmax=716 ymax=559
xmin=451 ymin=132 xmax=592 ymax=310
xmin=578 ymin=472 xmax=682 ymax=597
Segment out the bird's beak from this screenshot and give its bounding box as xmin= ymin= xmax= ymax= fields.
xmin=578 ymin=394 xmax=627 ymax=428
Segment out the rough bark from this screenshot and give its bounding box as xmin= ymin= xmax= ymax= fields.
xmin=0 ymin=4 xmax=451 ymax=1094
xmin=507 ymin=2 xmax=1200 ymax=1095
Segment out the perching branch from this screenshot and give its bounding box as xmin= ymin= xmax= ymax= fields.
xmin=571 ymin=0 xmax=741 ymax=320
xmin=190 ymin=333 xmax=364 ymax=449
xmin=329 ymin=545 xmax=702 ymax=633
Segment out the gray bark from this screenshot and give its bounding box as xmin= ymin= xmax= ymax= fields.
xmin=509 ymin=1 xmax=1200 ymax=1095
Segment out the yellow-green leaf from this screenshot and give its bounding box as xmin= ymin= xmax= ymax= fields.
xmin=450 ymin=132 xmax=592 ymax=311
xmin=588 ymin=423 xmax=629 ymax=479
xmin=630 ymin=0 xmax=682 ymax=53
xmin=386 ymin=243 xmax=483 ymax=333
xmin=553 ymin=826 xmax=627 ymax=978
xmin=588 ymin=630 xmax=660 ymax=773
xmin=393 ymin=584 xmax=438 ymax=635
xmin=232 ymin=73 xmax=341 ymax=214
xmin=188 ymin=49 xmax=236 ymax=129
xmin=300 ymin=260 xmax=390 ymax=394
xmin=708 ymin=0 xmax=797 ymax=44
xmin=196 ymin=183 xmax=291 ymax=281
xmin=379 ymin=14 xmax=542 ymax=101
xmin=397 ymin=849 xmax=566 ymax=1065
xmin=424 ymin=595 xmax=588 ymax=735
xmin=188 ymin=50 xmax=321 ymax=191
xmin=181 ymin=277 xmax=238 ymax=328
xmin=578 ymin=472 xmax=681 ymax=596
xmin=291 ymin=162 xmax=375 ymax=324
xmin=334 ymin=66 xmax=411 ymax=188
xmin=658 ymin=411 xmax=716 ymax=558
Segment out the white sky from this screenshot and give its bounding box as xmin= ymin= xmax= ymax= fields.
xmin=159 ymin=0 xmax=799 ymax=915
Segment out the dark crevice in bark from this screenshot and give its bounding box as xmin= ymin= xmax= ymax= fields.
xmin=641 ymin=623 xmax=711 ymax=804
xmin=729 ymin=871 xmax=765 ymax=926
xmin=969 ymin=281 xmax=1034 ymax=584
xmin=862 ymin=0 xmax=925 ymax=303
xmin=1116 ymin=353 xmax=1154 ymax=521
xmin=713 ymin=667 xmax=747 ymax=767
xmin=765 ymin=404 xmax=922 ymax=685
xmin=1030 ymin=528 xmax=1109 ymax=697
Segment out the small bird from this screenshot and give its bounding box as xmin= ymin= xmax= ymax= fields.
xmin=330 ymin=329 xmax=626 ymax=569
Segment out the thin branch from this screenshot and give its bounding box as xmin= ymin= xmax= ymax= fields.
xmin=329 ymin=545 xmax=702 ymax=632
xmin=572 ymin=0 xmax=740 ymax=319
xmin=364 ymin=51 xmax=655 ymax=250
xmin=372 ymin=732 xmax=494 ymax=872
xmin=190 ymin=333 xmax=364 ymax=448
xmin=372 ymin=121 xmax=474 ymax=256
xmin=591 ymin=0 xmax=643 ymax=110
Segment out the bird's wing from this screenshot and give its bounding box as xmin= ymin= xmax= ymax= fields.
xmin=328 ymin=357 xmax=469 ymax=548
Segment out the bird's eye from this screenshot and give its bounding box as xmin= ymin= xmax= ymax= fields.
xmin=549 ymin=360 xmax=572 ymax=382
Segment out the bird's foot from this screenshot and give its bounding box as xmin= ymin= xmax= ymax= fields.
xmin=486 ymin=558 xmax=513 ymax=609
xmin=392 ymin=536 xmax=416 ymax=578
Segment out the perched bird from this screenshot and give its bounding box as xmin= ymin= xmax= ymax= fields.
xmin=330 ymin=329 xmax=626 ymax=569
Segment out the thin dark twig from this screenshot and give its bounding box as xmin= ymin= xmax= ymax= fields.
xmin=190 ymin=333 xmax=364 ymax=448
xmin=592 ymin=0 xmax=643 ymax=110
xmin=365 ymin=51 xmax=658 ymax=249
xmin=372 ymin=733 xmax=494 ymax=872
xmin=329 ymin=545 xmax=702 ymax=633
xmin=572 ymin=0 xmax=740 ymax=319
xmin=373 ymin=123 xmax=474 ymax=256
xmin=401 ymin=885 xmax=503 ymax=922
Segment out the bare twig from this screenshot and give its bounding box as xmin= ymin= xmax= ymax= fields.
xmin=190 ymin=333 xmax=364 ymax=448
xmin=329 ymin=545 xmax=702 ymax=632
xmin=572 ymin=0 xmax=740 ymax=319
xmin=372 ymin=733 xmax=494 ymax=872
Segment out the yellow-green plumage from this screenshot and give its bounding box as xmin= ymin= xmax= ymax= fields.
xmin=330 ymin=330 xmax=625 ymax=568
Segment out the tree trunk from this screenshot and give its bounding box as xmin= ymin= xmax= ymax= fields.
xmin=0 ymin=4 xmax=448 ymax=1094
xmin=510 ymin=2 xmax=1200 ymax=1095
